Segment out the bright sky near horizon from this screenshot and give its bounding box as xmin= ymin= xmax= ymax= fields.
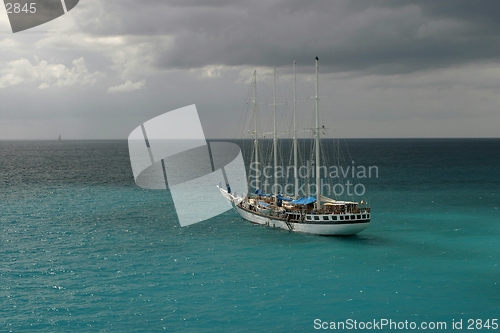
xmin=0 ymin=0 xmax=499 ymax=139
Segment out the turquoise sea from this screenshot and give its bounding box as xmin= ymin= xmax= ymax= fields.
xmin=1 ymin=139 xmax=499 ymax=332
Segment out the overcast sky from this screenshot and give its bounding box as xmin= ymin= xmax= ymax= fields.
xmin=0 ymin=0 xmax=499 ymax=139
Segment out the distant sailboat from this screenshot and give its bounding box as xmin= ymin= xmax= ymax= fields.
xmin=58 ymin=135 xmax=62 ymax=142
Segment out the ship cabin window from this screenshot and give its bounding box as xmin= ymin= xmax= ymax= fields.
xmin=345 ymin=215 xmax=350 ymax=220
xmin=339 ymin=215 xmax=344 ymax=220
xmin=357 ymin=215 xmax=361 ymax=219
xmin=332 ymin=216 xmax=337 ymax=221
xmin=362 ymin=214 xmax=366 ymax=219
xmin=322 ymin=216 xmax=329 ymax=221
xmin=367 ymin=214 xmax=370 ymax=219
xmin=306 ymin=216 xmax=312 ymax=220
xmin=314 ymin=216 xmax=320 ymax=221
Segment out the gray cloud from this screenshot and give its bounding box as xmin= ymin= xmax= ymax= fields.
xmin=108 ymin=79 xmax=146 ymax=93
xmin=66 ymin=0 xmax=500 ymax=74
xmin=0 ymin=57 xmax=103 ymax=89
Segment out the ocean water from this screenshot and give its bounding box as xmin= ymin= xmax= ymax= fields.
xmin=1 ymin=139 xmax=499 ymax=332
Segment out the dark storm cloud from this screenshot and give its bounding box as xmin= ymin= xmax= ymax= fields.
xmin=69 ymin=0 xmax=500 ymax=73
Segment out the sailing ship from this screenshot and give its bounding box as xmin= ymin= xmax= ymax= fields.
xmin=218 ymin=58 xmax=370 ymax=236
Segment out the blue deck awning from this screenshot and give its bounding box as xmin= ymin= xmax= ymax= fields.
xmin=255 ymin=189 xmax=272 ymax=197
xmin=290 ymin=196 xmax=316 ymax=205
xmin=277 ymin=194 xmax=293 ymax=201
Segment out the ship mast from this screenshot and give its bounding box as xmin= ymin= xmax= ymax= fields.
xmin=253 ymin=70 xmax=259 ymax=191
xmin=315 ymin=57 xmax=321 ymax=210
xmin=293 ymin=61 xmax=298 ymax=198
xmin=273 ymin=66 xmax=278 ymax=200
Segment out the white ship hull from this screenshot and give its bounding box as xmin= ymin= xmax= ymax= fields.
xmin=234 ymin=204 xmax=370 ymax=236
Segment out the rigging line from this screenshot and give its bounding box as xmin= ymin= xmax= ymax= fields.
xmin=235 ymin=72 xmax=254 ymax=137
xmin=296 ymin=67 xmax=316 ymax=110
xmin=276 ymin=69 xmax=294 ymax=133
xmin=232 ymin=79 xmax=255 ymax=140
xmin=343 ymin=137 xmax=354 ymax=168
xmin=279 ymin=73 xmax=293 ymax=96
xmin=259 ymin=78 xmax=274 ymax=105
